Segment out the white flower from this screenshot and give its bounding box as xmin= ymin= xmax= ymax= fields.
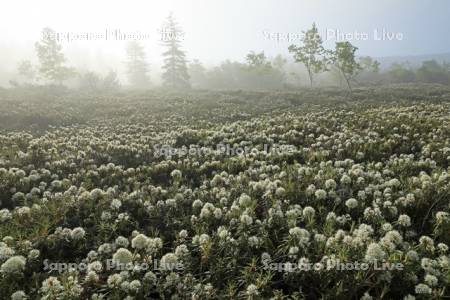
xmin=303 ymin=206 xmax=315 ymax=219
xmin=199 ymin=234 xmax=210 ymax=245
xmin=10 ymin=290 xmax=27 ymax=300
xmin=160 ymin=253 xmax=178 ymax=270
xmin=90 ymin=188 xmax=104 ymax=200
xmin=325 ymin=179 xmax=337 ymax=190
xmin=98 ymin=243 xmax=113 ymax=254
xmin=0 ymin=209 xmax=12 ymax=223
xmin=289 ymin=227 xmax=310 ymax=245
xmin=217 ymin=227 xmax=229 ymax=239
xmin=382 ymin=223 xmax=393 ymax=232
xmin=70 ymin=227 xmax=86 ymax=240
xmin=406 ymin=250 xmax=419 ymax=261
xmin=326 ymin=212 xmax=337 ymax=222
xmin=246 ymin=284 xmax=259 ymax=296
xmin=144 ymin=271 xmax=157 ymax=284
xmin=27 ymin=249 xmax=40 ymax=260
xmin=175 ymin=244 xmax=189 ymax=257
xmin=192 ymin=199 xmax=203 ymax=209
xmin=112 ymin=248 xmax=133 ymax=265
xmin=388 ymin=178 xmax=401 ymax=187
xmin=15 ymin=207 xmax=31 ymax=217
xmin=0 ymin=246 xmax=15 ymax=261
xmin=115 ymin=236 xmax=130 ymax=248
xmin=275 ymin=187 xmax=286 ymax=196
xmin=165 ymin=198 xmax=177 ymax=208
xmin=424 ymin=274 xmax=438 ymax=287
xmin=314 ymin=234 xmax=326 ymax=243
xmin=170 ymin=169 xmax=182 ymax=180
xmin=213 ymin=208 xmax=223 ymax=219
xmin=398 ymin=214 xmax=411 ymax=227
xmin=87 ymin=250 xmax=98 ymax=261
xmin=88 ymin=261 xmax=103 ymax=273
xmin=248 ymin=236 xmax=260 ymax=248
xmin=261 ymin=252 xmax=271 ymax=264
xmin=111 ymin=199 xmax=122 ymax=210
xmin=437 ymin=243 xmax=448 ymax=253
xmin=129 ymin=279 xmax=142 ymax=292
xmin=85 ymin=271 xmax=99 ymax=283
xmin=365 ymin=243 xmax=385 ymax=262
xmin=240 ymin=213 xmax=253 ymax=226
xmin=147 ymin=238 xmax=163 ymax=252
xmin=1 ymin=256 xmax=26 ymax=275
xmin=61 ymin=278 xmax=80 ymax=296
xmin=131 ymin=234 xmax=149 ymax=250
xmin=341 ymin=174 xmax=352 ymax=185
xmin=178 ymin=230 xmax=188 ymax=239
xmin=289 ymin=246 xmax=299 ymax=255
xmin=200 ymin=203 xmax=214 ymax=219
xmin=360 ymin=292 xmax=373 ymax=300
xmin=120 ymin=280 xmax=129 ymax=291
xmin=419 ymin=236 xmax=435 ymax=251
xmin=101 ymin=211 xmax=112 ymax=221
xmin=40 ymin=276 xmax=63 ymax=295
xmin=238 ymin=194 xmax=252 ymax=206
xmin=383 ymin=230 xmax=403 ymax=245
xmin=315 ymin=189 xmax=327 ymax=200
xmin=306 ymin=184 xmax=316 ymax=195
xmin=107 ymin=274 xmax=123 ymax=287
xmin=345 ymin=198 xmax=358 ymax=209
xmin=436 ymin=211 xmax=449 ymax=224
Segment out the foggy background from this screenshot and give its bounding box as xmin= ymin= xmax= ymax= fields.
xmin=1 ymin=0 xmax=450 ymax=86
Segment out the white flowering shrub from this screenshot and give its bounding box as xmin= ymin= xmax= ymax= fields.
xmin=1 ymin=88 xmax=450 ymax=298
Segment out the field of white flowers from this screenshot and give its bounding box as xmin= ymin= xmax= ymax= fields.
xmin=1 ymin=85 xmax=450 ymax=299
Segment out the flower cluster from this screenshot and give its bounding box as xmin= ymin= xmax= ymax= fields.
xmin=1 ymin=89 xmax=450 ymax=299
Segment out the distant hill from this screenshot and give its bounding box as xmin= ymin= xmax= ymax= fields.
xmin=376 ymin=52 xmax=450 ymax=70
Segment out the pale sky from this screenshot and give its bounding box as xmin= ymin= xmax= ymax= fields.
xmin=1 ymin=0 xmax=449 ymax=76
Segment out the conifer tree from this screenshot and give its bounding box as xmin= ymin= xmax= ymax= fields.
xmin=161 ymin=13 xmax=190 ymax=89
xmin=126 ymin=41 xmax=150 ymax=88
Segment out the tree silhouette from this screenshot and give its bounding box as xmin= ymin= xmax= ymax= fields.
xmin=288 ymin=23 xmax=329 ymax=87
xmin=161 ymin=13 xmax=190 ymax=89
xmin=35 ymin=27 xmax=76 ymax=85
xmin=125 ymin=41 xmax=150 ymax=88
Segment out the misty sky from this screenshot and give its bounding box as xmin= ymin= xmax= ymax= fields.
xmin=1 ymin=0 xmax=450 ymax=76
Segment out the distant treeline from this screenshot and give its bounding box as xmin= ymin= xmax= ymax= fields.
xmin=187 ymin=57 xmax=450 ymax=90
xmin=7 ymin=21 xmax=450 ymax=92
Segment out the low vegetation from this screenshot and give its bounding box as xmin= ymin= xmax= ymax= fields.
xmin=1 ymin=86 xmax=450 ymax=299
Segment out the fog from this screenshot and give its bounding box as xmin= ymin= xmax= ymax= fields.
xmin=2 ymin=2 xmax=450 ymax=299
xmin=1 ymin=0 xmax=450 ymax=86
